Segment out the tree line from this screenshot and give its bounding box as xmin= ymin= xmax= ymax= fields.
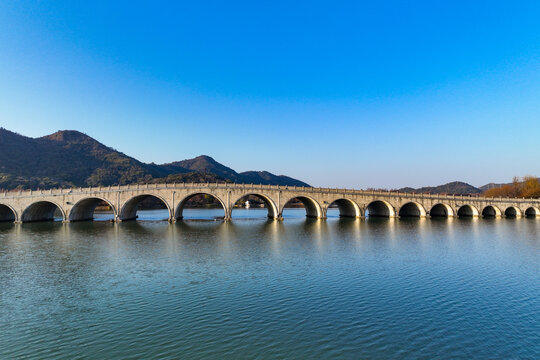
xmin=483 ymin=176 xmax=540 ymax=198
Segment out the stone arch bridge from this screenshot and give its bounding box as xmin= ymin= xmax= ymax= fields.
xmin=0 ymin=183 xmax=539 ymax=223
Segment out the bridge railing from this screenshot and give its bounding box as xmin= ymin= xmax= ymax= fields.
xmin=2 ymin=183 xmax=540 ymax=205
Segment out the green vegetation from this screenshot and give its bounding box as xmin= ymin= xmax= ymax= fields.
xmin=145 ymin=172 xmax=231 ymax=184
xmin=398 ymin=181 xmax=482 ymax=195
xmin=0 ymin=128 xmax=309 ymax=190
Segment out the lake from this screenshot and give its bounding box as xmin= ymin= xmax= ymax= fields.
xmin=0 ymin=209 xmax=539 ymax=359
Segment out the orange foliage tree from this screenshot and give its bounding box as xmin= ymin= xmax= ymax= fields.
xmin=483 ymin=176 xmax=540 ymax=198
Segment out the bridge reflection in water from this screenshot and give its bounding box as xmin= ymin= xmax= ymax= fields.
xmin=1 ymin=211 xmax=539 ymax=359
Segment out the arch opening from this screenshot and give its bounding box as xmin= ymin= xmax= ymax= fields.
xmin=175 ymin=193 xmax=226 ymax=221
xmin=398 ymin=202 xmax=426 ymax=218
xmin=326 ymin=198 xmax=361 ymax=218
xmin=457 ymin=205 xmax=478 ymax=218
xmin=282 ymin=196 xmax=322 ymax=219
xmin=0 ymin=204 xmax=16 ymax=222
xmin=22 ymin=201 xmax=64 ymax=223
xmin=120 ymin=195 xmax=170 ymax=221
xmin=231 ymin=193 xmax=277 ymax=219
xmin=430 ymin=203 xmax=453 ymax=218
xmin=366 ymin=200 xmax=395 ymax=218
xmin=482 ymin=205 xmax=501 ymax=218
xmin=69 ymin=198 xmax=115 ymax=222
xmin=525 ymin=207 xmax=540 ymax=217
xmin=504 ymin=206 xmax=520 ymax=218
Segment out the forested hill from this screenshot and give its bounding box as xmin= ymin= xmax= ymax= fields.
xmin=1 ymin=128 xmax=524 ymax=193
xmin=0 ymin=128 xmax=310 ymax=190
xmin=398 ymin=181 xmax=482 ymax=195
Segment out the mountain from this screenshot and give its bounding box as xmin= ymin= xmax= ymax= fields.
xmin=163 ymin=156 xmax=309 ymax=186
xmin=398 ymin=181 xmax=482 ymax=195
xmin=0 ymin=128 xmax=310 ymax=190
xmin=1 ymin=128 xmax=524 ymax=193
xmin=239 ymin=171 xmax=308 ymax=187
xmin=0 ymin=129 xmax=164 ymax=189
xmin=479 ymin=183 xmax=505 ymax=192
xmin=163 ymin=155 xmax=241 ymax=181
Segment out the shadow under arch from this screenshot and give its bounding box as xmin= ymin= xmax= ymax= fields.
xmin=398 ymin=202 xmax=426 ymax=218
xmin=230 ymin=193 xmax=278 ymax=219
xmin=22 ymin=200 xmax=65 ymax=222
xmin=481 ymin=205 xmax=502 ymax=218
xmin=281 ymin=195 xmax=323 ymax=219
xmin=0 ymin=203 xmax=17 ymax=222
xmin=525 ymin=206 xmax=540 ymax=217
xmin=504 ymin=206 xmax=522 ymax=218
xmin=430 ymin=203 xmax=454 ymax=218
xmin=457 ymin=204 xmax=479 ymax=218
xmin=119 ymin=194 xmax=172 ymax=221
xmin=69 ymin=197 xmax=116 ymax=222
xmin=326 ymin=198 xmax=362 ymax=218
xmin=175 ymin=192 xmax=226 ymax=220
xmin=365 ymin=200 xmax=395 ymax=217
xmin=173 ymin=218 xmax=226 ymax=232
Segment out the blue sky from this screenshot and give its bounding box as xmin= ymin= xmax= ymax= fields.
xmin=1 ymin=1 xmax=540 ymax=188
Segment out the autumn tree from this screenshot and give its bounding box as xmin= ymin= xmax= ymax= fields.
xmin=483 ymin=176 xmax=540 ymax=198
xmin=520 ymin=176 xmax=540 ymax=198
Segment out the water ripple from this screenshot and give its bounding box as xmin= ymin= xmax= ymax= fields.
xmin=0 ymin=213 xmax=539 ymax=359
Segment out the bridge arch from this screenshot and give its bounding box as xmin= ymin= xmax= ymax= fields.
xmin=398 ymin=202 xmax=426 ymax=218
xmin=281 ymin=195 xmax=323 ymax=219
xmin=326 ymin=198 xmax=362 ymax=218
xmin=22 ymin=201 xmax=66 ymax=222
xmin=120 ymin=194 xmax=172 ymax=221
xmin=175 ymin=192 xmax=227 ymax=220
xmin=231 ymin=193 xmax=278 ymax=219
xmin=457 ymin=204 xmax=479 ymax=218
xmin=0 ymin=204 xmax=17 ymax=222
xmin=504 ymin=206 xmax=522 ymax=218
xmin=429 ymin=203 xmax=454 ymax=218
xmin=525 ymin=206 xmax=540 ymax=217
xmin=365 ymin=200 xmax=395 ymax=218
xmin=481 ymin=205 xmax=502 ymax=218
xmin=69 ymin=197 xmax=116 ymax=222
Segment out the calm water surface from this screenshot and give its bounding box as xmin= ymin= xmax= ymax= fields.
xmin=0 ymin=209 xmax=539 ymax=359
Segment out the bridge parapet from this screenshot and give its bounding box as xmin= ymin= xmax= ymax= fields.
xmin=2 ymin=182 xmax=540 ymax=204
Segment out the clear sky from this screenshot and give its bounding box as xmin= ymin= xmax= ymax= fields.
xmin=1 ymin=1 xmax=540 ymax=189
